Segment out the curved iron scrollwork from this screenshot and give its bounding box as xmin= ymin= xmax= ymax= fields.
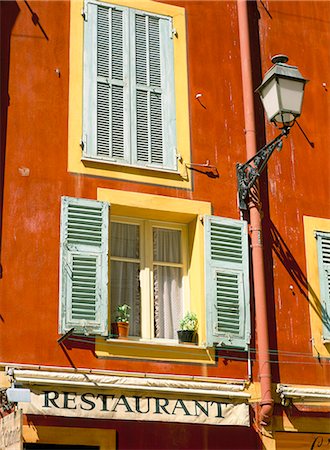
xmin=236 ymin=127 xmax=290 ymax=210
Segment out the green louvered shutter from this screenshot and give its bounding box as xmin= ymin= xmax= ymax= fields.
xmin=131 ymin=10 xmax=177 ymax=170
xmin=315 ymin=231 xmax=330 ymax=341
xmin=83 ymin=2 xmax=130 ymax=163
xmin=59 ymin=197 xmax=109 ymax=336
xmin=205 ymin=216 xmax=250 ymax=349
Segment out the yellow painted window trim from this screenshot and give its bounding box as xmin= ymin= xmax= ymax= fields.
xmin=23 ymin=425 xmax=116 ymax=450
xmin=96 ymin=188 xmax=213 ymax=361
xmin=98 ymin=188 xmax=212 ymax=221
xmin=303 ymin=215 xmax=330 ymax=358
xmin=68 ymin=0 xmax=191 ymax=189
xmin=273 ymin=430 xmax=330 ymax=445
xmin=95 ymin=337 xmax=216 ymax=364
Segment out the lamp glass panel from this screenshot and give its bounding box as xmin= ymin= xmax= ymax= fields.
xmin=278 ymin=77 xmax=305 ymax=115
xmin=274 ymin=112 xmax=295 ymax=125
xmin=260 ymin=78 xmax=280 ymax=122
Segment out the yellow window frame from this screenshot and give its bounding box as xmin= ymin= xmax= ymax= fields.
xmin=96 ymin=188 xmax=216 ymax=364
xmin=68 ymin=0 xmax=192 ymax=188
xmin=23 ymin=425 xmax=116 ymax=450
xmin=304 ymin=215 xmax=330 ymax=358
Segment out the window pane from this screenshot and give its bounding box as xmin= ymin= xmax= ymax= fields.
xmin=153 ymin=228 xmax=181 ymax=263
xmin=111 ymin=261 xmax=141 ymax=336
xmin=154 ymin=266 xmax=183 ymax=339
xmin=111 ymin=222 xmax=139 ymax=258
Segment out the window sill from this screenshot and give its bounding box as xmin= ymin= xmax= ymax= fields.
xmin=81 ymin=156 xmax=186 ymax=179
xmin=95 ymin=337 xmax=216 ymax=364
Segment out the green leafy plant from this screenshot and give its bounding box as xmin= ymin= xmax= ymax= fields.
xmin=179 ymin=312 xmax=198 ymax=331
xmin=116 ymin=304 xmax=131 ymax=323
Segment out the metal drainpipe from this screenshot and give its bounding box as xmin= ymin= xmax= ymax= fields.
xmin=237 ymin=0 xmax=274 ymax=426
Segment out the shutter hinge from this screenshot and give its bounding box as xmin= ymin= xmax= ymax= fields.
xmin=80 ymin=320 xmax=90 ymax=336
xmin=80 ymin=135 xmax=87 ymax=155
xmin=171 ymin=28 xmax=178 ymax=39
xmin=81 ymin=7 xmax=87 ymax=21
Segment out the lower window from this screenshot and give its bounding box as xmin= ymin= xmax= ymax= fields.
xmin=110 ymin=218 xmax=187 ymax=340
xmin=59 ymin=196 xmax=251 ymax=350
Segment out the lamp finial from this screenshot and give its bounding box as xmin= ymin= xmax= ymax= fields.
xmin=271 ymin=54 xmax=289 ymax=64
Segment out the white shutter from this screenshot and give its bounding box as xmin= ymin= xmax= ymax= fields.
xmin=83 ymin=2 xmax=130 ymax=162
xmin=131 ymin=10 xmax=177 ymax=170
xmin=205 ymin=216 xmax=250 ymax=349
xmin=83 ymin=2 xmax=176 ymax=170
xmin=59 ymin=197 xmax=109 ymax=336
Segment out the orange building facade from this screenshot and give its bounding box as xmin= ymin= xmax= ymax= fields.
xmin=0 ymin=1 xmax=329 ymax=449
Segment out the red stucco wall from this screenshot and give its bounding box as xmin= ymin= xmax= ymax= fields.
xmin=257 ymin=0 xmax=330 ymax=386
xmin=0 ymin=0 xmax=329 ymax=389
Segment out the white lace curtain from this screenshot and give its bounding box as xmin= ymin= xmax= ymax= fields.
xmin=111 ymin=223 xmax=183 ymax=339
xmin=111 ymin=222 xmax=141 ymax=336
xmin=153 ymin=228 xmax=183 ymax=339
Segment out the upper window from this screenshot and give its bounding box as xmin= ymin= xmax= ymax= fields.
xmin=82 ymin=1 xmax=177 ymax=171
xmin=59 ymin=196 xmax=251 ymax=350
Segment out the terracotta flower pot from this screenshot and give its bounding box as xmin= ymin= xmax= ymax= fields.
xmin=116 ymin=322 xmax=129 ymax=339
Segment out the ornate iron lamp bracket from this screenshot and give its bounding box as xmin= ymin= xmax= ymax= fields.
xmin=236 ymin=127 xmax=290 ymax=210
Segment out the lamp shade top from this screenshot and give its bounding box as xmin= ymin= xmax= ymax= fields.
xmin=256 ymin=56 xmax=308 ymax=94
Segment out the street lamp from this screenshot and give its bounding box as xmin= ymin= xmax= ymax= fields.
xmin=237 ymin=55 xmax=308 ymax=210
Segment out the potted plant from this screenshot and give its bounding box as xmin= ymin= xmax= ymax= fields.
xmin=114 ymin=304 xmax=131 ymax=339
xmin=177 ymin=312 xmax=198 ymax=344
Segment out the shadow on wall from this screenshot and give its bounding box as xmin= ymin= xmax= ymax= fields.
xmin=270 ymin=220 xmax=328 ymax=328
xmin=0 ymin=0 xmax=49 ymax=280
xmin=58 ymin=336 xmax=96 ymax=368
xmin=23 ymin=0 xmax=49 ymax=40
xmin=274 ymin=402 xmax=330 ymax=427
xmin=0 ymin=1 xmax=20 ymax=279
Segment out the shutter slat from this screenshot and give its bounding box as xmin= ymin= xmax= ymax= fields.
xmin=97 ymin=6 xmax=109 ymax=78
xmin=67 ymin=203 xmax=103 ymax=246
xmin=149 ymin=17 xmax=161 ymax=87
xmin=111 ymin=9 xmax=123 ymax=80
xmin=97 ymin=82 xmax=110 ymax=157
xmin=111 ymin=85 xmax=125 ymax=158
xmin=71 ymin=255 xmax=97 ymax=321
xmin=150 ymin=92 xmax=163 ymax=164
xmin=136 ymin=90 xmax=149 ymax=162
xmin=210 ymin=222 xmax=243 ymax=265
xmin=216 ymin=272 xmax=241 ymax=335
xmin=135 ymin=14 xmax=147 ymax=85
